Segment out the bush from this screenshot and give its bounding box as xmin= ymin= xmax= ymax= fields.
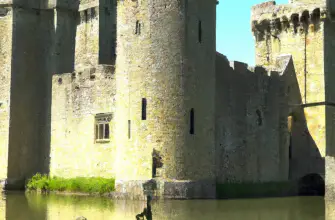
xmin=26 ymin=174 xmax=115 ymax=194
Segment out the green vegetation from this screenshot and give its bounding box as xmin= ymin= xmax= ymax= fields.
xmin=26 ymin=173 xmax=115 ymax=195
xmin=216 ymin=181 xmax=297 ymax=199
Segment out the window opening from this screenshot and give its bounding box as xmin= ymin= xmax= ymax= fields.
xmin=190 ymin=108 xmax=195 ymax=134
xmin=135 ymin=20 xmax=141 ymax=35
xmin=95 ymin=113 xmax=112 ymax=142
xmin=128 ymin=120 xmax=131 ymax=139
xmin=198 ymin=20 xmax=202 ymax=43
xmin=142 ymin=98 xmax=147 ymax=120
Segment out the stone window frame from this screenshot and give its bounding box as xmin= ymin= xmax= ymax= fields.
xmin=95 ymin=113 xmax=112 ymax=143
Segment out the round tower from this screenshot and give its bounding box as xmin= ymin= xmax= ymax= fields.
xmin=114 ymin=0 xmax=217 ymax=199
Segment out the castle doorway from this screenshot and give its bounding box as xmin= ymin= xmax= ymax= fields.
xmin=298 ymin=173 xmax=325 ymax=196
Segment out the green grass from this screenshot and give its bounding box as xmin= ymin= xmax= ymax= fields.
xmin=26 ymin=173 xmax=115 ymax=195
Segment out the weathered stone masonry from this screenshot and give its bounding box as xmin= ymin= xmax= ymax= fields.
xmin=0 ymin=0 xmax=333 ymax=199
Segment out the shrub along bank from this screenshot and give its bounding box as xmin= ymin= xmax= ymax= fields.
xmin=26 ymin=173 xmax=115 ymax=195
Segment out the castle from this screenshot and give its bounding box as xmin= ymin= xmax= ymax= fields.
xmin=0 ymin=0 xmax=333 ymax=199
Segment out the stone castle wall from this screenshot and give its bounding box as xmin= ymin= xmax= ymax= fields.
xmin=252 ymin=1 xmax=326 ymax=180
xmin=0 ymin=0 xmax=331 ymax=198
xmin=215 ymin=53 xmax=289 ymax=183
xmin=114 ymin=0 xmax=217 ymax=184
xmin=50 ymin=65 xmax=116 ymax=178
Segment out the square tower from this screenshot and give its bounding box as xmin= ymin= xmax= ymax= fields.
xmin=252 ymin=0 xmax=335 ymax=198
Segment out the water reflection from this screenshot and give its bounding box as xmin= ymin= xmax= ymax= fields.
xmin=0 ymin=192 xmax=329 ymax=220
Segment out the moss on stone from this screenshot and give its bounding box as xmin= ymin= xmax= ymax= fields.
xmin=26 ymin=173 xmax=115 ymax=194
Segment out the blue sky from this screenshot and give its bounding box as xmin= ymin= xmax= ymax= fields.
xmin=216 ymin=0 xmax=287 ymax=66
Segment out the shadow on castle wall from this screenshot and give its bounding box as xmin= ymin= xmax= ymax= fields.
xmin=215 ymin=53 xmax=324 ymax=197
xmin=5 ymin=0 xmax=80 ymax=189
xmin=6 ymin=0 xmax=118 ymax=189
xmin=283 ymin=56 xmax=325 ymax=196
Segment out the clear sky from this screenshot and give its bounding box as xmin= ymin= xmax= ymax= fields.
xmin=216 ymin=0 xmax=288 ymax=66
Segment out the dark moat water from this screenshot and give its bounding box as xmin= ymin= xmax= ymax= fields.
xmin=0 ymin=192 xmax=329 ymax=219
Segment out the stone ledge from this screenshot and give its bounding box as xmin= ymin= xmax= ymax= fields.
xmin=113 ymin=179 xmax=216 ymax=200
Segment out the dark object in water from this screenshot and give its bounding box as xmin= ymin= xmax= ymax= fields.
xmin=136 ymin=196 xmax=153 ymax=220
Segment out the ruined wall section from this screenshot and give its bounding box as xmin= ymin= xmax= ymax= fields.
xmin=215 ymin=53 xmax=289 ymax=183
xmin=252 ymin=3 xmax=327 ymax=180
xmin=50 ymin=65 xmax=116 ymax=178
xmin=0 ymin=6 xmax=12 ymax=180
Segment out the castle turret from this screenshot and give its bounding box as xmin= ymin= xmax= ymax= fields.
xmin=114 ymin=0 xmax=217 ymax=199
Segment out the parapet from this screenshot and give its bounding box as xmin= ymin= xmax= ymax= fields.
xmin=251 ymin=1 xmax=327 ymax=40
xmin=53 ymin=65 xmax=115 ymax=86
xmin=224 ymin=58 xmax=280 ymax=77
xmin=78 ymin=4 xmax=98 ymax=24
xmin=0 ymin=0 xmax=98 ymax=10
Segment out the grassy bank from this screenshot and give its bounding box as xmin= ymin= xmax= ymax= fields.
xmin=26 ymin=173 xmax=115 ymax=195
xmin=216 ymin=181 xmax=298 ymax=199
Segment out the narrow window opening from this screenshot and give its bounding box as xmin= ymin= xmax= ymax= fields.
xmin=289 ymin=134 xmax=292 ymax=159
xmin=99 ymin=124 xmax=104 ymax=139
xmin=135 ymin=20 xmax=141 ymax=35
xmin=104 ymin=124 xmax=110 ymax=139
xmin=190 ymin=108 xmax=195 ymax=134
xmin=198 ymin=20 xmax=202 ymax=43
xmin=142 ymin=98 xmax=147 ymax=120
xmin=84 ymin=10 xmax=88 ymax=22
xmin=128 ymin=120 xmax=131 ymax=139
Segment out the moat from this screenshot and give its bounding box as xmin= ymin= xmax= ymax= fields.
xmin=0 ymin=192 xmax=328 ymax=220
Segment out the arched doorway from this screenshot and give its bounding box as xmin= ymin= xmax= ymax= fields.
xmin=298 ymin=173 xmax=325 ymax=196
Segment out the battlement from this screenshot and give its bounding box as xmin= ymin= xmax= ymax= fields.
xmin=78 ymin=5 xmax=98 ymax=23
xmin=0 ymin=0 xmax=98 ymax=11
xmin=53 ymin=65 xmax=115 ymax=87
xmin=228 ymin=59 xmax=281 ymax=77
xmin=251 ymin=1 xmax=327 ymax=39
xmin=0 ymin=6 xmax=10 ymax=16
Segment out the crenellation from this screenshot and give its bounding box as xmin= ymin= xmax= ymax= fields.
xmin=78 ymin=6 xmax=98 ymax=23
xmin=252 ymin=1 xmax=327 ymax=37
xmin=57 ymin=65 xmax=115 ymax=86
xmin=253 ymin=6 xmax=327 ymax=42
xmin=254 ymin=66 xmax=268 ymax=76
xmin=229 ymin=61 xmax=248 ymax=73
xmin=0 ymin=7 xmax=10 ymax=16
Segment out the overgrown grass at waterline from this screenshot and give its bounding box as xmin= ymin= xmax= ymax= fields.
xmin=26 ymin=173 xmax=115 ymax=194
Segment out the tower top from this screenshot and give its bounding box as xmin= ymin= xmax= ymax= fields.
xmin=289 ymin=0 xmax=326 ymax=5
xmin=251 ymin=1 xmax=327 ymax=35
xmin=251 ymin=1 xmax=326 ymax=22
